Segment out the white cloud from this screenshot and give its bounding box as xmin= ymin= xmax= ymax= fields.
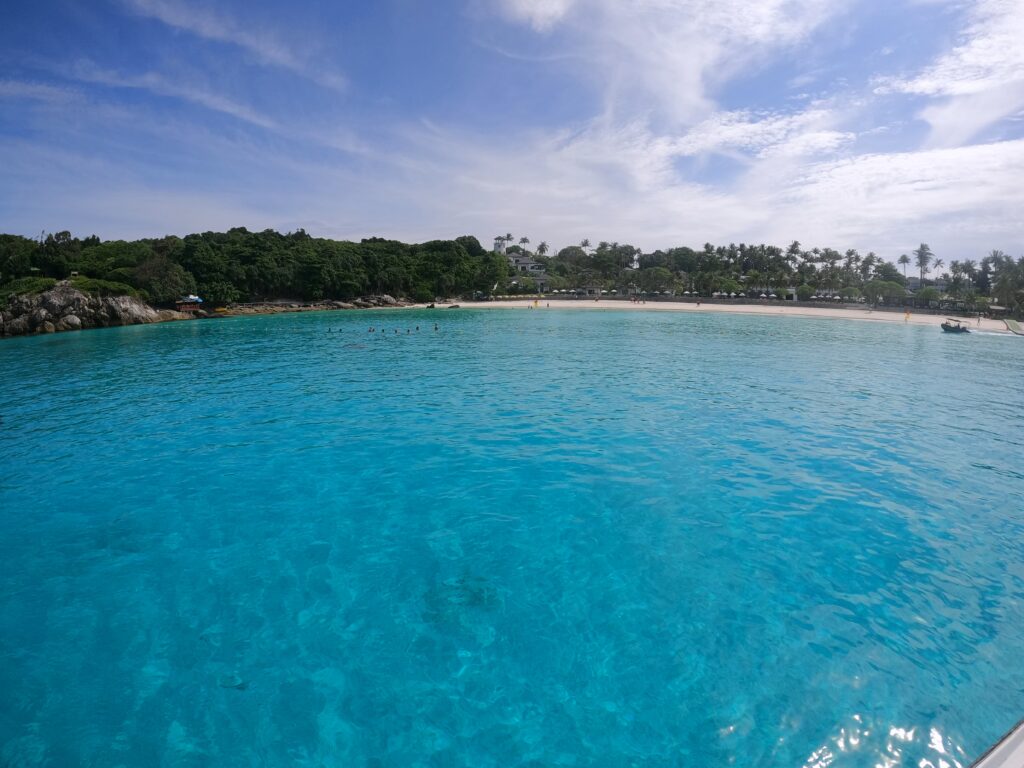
xmin=357 ymin=110 xmax=1021 ymax=258
xmin=0 ymin=80 xmax=81 ymax=104
xmin=69 ymin=60 xmax=279 ymax=129
xmin=881 ymin=0 xmax=1024 ymax=97
xmin=121 ymin=0 xmax=347 ymax=91
xmin=875 ymin=0 xmax=1024 ymax=147
xmin=62 ymin=61 xmax=367 ymax=154
xmin=673 ymin=108 xmax=852 ymax=158
xmin=499 ymin=0 xmax=576 ymax=30
xmin=773 ymin=138 xmax=1024 ymax=252
xmin=495 ymin=0 xmax=850 ymax=123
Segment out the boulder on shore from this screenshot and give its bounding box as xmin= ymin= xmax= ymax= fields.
xmin=1 ymin=282 xmax=190 ymax=338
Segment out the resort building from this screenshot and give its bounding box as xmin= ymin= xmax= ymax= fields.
xmin=506 ymin=252 xmax=549 ymax=292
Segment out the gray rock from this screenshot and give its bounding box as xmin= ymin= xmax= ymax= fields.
xmin=29 ymin=307 xmax=50 ymax=329
xmin=5 ymin=316 xmax=29 ymax=336
xmin=0 ymin=284 xmax=193 ymax=338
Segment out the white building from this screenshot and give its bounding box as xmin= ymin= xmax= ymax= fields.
xmin=506 ymin=252 xmax=549 ymax=291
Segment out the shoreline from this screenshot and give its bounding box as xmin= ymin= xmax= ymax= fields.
xmin=5 ymin=294 xmax=1014 ymax=338
xmin=438 ymin=299 xmax=1012 ymax=333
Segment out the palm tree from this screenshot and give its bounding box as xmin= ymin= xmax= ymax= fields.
xmin=898 ymin=253 xmax=910 ymax=280
xmin=536 ymin=241 xmax=549 ymax=257
xmin=580 ymin=238 xmax=591 ymax=253
xmin=963 ymin=259 xmax=978 ymax=292
xmin=932 ymin=259 xmax=945 ymax=287
xmin=914 ymin=243 xmax=933 ymax=286
xmin=860 ymin=252 xmax=877 ymax=283
xmin=519 ymin=237 xmax=530 ymax=249
xmin=949 ymin=260 xmax=963 ymax=294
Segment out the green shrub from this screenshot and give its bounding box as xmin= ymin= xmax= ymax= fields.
xmin=796 ymin=284 xmax=815 ymax=301
xmin=0 ymin=276 xmax=58 ymax=308
xmin=410 ymin=284 xmax=434 ymax=303
xmin=70 ymin=276 xmax=141 ymax=298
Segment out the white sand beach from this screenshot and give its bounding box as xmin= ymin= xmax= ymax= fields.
xmin=443 ymin=299 xmax=1011 ymax=333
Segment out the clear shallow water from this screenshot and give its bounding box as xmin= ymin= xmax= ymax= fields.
xmin=1 ymin=309 xmax=1023 ymax=767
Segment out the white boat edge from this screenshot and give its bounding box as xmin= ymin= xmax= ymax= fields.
xmin=971 ymin=719 xmax=1024 ymax=768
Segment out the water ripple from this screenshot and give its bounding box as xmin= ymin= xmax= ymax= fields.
xmin=1 ymin=309 xmax=1023 ymax=766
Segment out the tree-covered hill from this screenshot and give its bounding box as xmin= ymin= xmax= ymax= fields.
xmin=0 ymin=229 xmax=506 ymax=306
xmin=2 ymin=229 xmax=1021 ymax=314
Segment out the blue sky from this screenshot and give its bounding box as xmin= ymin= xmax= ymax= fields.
xmin=1 ymin=0 xmax=1022 ymax=261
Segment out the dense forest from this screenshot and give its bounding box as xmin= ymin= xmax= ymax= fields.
xmin=1 ymin=229 xmax=1022 ymax=313
xmin=0 ymin=229 xmax=507 ymax=306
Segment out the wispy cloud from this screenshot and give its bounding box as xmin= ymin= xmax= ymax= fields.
xmin=874 ymin=0 xmax=1024 ymax=147
xmin=0 ymin=80 xmax=82 ymax=104
xmin=61 ymin=60 xmax=370 ymax=156
xmin=673 ymin=108 xmax=854 ymax=159
xmin=879 ymin=0 xmax=1024 ymax=97
xmin=498 ymin=0 xmax=576 ymax=31
xmin=120 ymin=0 xmax=347 ymax=91
xmin=496 ymin=0 xmax=850 ymax=124
xmin=68 ymin=60 xmax=279 ymax=129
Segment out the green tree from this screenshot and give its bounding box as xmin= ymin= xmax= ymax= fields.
xmin=134 ymin=254 xmax=197 ymax=304
xmin=898 ymin=253 xmax=910 ymax=279
xmin=455 ymin=235 xmax=485 ymax=258
xmin=38 ymin=231 xmax=81 ymax=278
xmin=914 ymin=243 xmax=933 ymax=285
xmin=0 ymin=235 xmax=39 ymax=281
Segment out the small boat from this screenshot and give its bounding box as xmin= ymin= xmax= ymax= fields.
xmin=941 ymin=318 xmax=970 ymax=334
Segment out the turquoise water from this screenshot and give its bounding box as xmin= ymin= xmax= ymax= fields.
xmin=2 ymin=309 xmax=1023 ymax=767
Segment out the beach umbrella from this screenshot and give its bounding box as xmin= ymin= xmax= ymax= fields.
xmin=770 ymin=294 xmax=777 ymax=299
xmin=759 ymin=293 xmax=767 ymax=298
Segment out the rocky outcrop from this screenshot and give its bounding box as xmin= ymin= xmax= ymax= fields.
xmin=1 ymin=282 xmax=190 ymax=338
